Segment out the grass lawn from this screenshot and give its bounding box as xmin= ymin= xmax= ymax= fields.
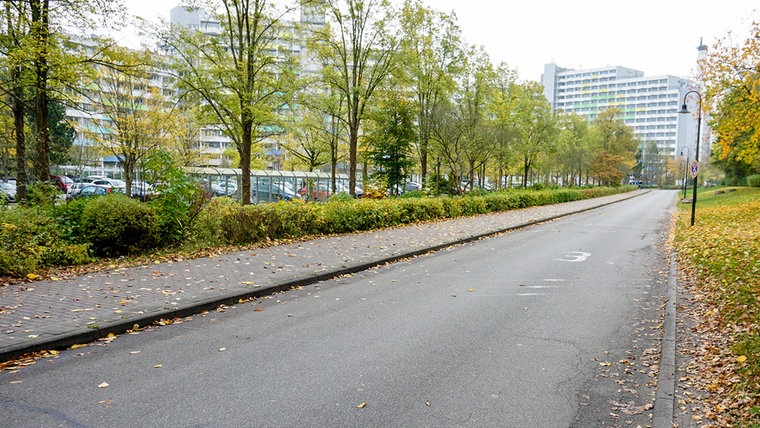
xmin=674 ymin=187 xmax=760 ymax=426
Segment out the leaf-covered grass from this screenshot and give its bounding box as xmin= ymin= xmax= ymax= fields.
xmin=674 ymin=187 xmax=760 ymax=426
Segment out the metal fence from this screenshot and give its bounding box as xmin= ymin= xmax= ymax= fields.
xmin=184 ymin=167 xmax=351 ymax=203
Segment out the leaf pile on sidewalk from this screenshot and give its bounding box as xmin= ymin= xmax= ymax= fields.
xmin=674 ymin=188 xmax=760 ymax=426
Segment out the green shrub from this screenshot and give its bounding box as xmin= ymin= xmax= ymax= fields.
xmin=189 ymin=196 xmax=239 ymax=247
xmin=747 ymin=174 xmax=760 ymax=188
xmin=398 ymin=190 xmax=426 ymax=199
xmin=80 ymin=194 xmax=160 ymax=257
xmin=26 ymin=182 xmax=59 ymax=209
xmin=54 ymin=198 xmax=90 ymax=243
xmin=327 ymin=192 xmax=354 ymax=203
xmin=0 ymin=205 xmax=92 ymax=276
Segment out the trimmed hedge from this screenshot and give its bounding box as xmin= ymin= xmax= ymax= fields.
xmin=191 ymin=186 xmax=633 ymax=248
xmin=0 ymin=186 xmax=633 ymax=277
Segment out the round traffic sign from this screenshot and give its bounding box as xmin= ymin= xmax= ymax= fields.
xmin=690 ymin=160 xmax=699 ymax=178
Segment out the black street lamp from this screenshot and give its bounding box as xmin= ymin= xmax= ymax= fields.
xmin=680 ymin=146 xmax=689 ymax=200
xmin=678 ymin=90 xmax=702 ymax=226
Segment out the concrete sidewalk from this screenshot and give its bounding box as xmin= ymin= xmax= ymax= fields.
xmin=0 ymin=191 xmax=646 ymax=362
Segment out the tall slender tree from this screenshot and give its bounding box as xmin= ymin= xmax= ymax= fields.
xmin=163 ymin=0 xmax=299 ymax=204
xmin=309 ymin=0 xmax=400 ymax=196
xmin=398 ymin=0 xmax=462 ymax=188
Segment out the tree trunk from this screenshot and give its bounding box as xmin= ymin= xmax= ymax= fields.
xmin=240 ymin=121 xmax=253 ymax=205
xmin=13 ymin=81 xmax=27 ymax=202
xmin=30 ymin=0 xmax=51 ymax=183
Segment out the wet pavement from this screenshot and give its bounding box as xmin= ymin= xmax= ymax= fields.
xmin=0 ymin=191 xmax=644 ymax=362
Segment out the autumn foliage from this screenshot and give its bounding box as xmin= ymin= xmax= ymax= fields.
xmin=675 ymin=187 xmax=760 ymax=425
xmin=701 ymin=21 xmax=760 ymax=181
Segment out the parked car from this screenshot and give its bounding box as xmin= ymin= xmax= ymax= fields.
xmin=300 ymin=182 xmax=333 ymax=202
xmin=90 ymin=178 xmax=126 ymax=194
xmin=51 ymin=175 xmax=74 ymax=194
xmin=131 ymin=180 xmax=155 ymax=201
xmin=211 ymin=180 xmax=238 ymax=197
xmin=253 ymin=180 xmax=298 ymax=202
xmin=74 ymin=184 xmax=122 ymax=198
xmin=404 ymin=182 xmax=422 ymax=192
xmin=0 ymin=181 xmax=16 ymax=203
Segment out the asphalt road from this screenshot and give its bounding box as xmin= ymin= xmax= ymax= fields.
xmin=0 ymin=191 xmax=675 ymax=428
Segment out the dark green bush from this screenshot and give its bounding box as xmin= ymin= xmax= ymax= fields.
xmin=80 ymin=194 xmax=160 ymax=257
xmin=747 ymin=174 xmax=760 ymax=188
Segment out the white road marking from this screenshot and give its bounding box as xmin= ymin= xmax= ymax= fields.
xmin=556 ymin=251 xmax=591 ymax=263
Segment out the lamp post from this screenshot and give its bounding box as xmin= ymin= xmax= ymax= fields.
xmin=678 ymin=90 xmax=702 ymax=226
xmin=680 ymin=146 xmax=689 ymax=200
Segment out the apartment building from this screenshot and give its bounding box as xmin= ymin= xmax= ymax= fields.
xmin=541 ymin=63 xmax=699 ymax=159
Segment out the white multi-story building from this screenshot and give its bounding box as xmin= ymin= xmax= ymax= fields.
xmin=541 ymin=63 xmax=700 ymax=159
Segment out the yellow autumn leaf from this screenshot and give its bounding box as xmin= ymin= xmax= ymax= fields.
xmin=70 ymin=344 xmax=88 ymax=349
xmin=357 ymin=402 xmax=367 ymax=409
xmin=737 ymin=355 xmax=747 ymax=363
xmin=26 ymin=273 xmax=40 ymax=280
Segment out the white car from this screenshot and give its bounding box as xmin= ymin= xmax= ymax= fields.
xmin=211 ymin=180 xmax=238 ymax=196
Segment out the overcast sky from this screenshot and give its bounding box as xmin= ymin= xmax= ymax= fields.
xmin=117 ymin=0 xmax=759 ymax=82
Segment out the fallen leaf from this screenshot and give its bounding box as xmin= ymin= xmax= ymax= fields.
xmin=737 ymin=355 xmax=747 ymax=363
xmin=70 ymin=344 xmax=88 ymax=349
xmin=218 ymin=347 xmax=226 ymax=352
xmin=98 ymin=382 xmax=109 ymax=388
xmin=357 ymin=402 xmax=367 ymax=409
xmin=153 ymin=364 xmax=162 ymax=368
xmin=129 ymin=351 xmax=141 ymax=355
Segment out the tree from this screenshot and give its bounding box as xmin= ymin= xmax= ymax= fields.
xmin=0 ymin=0 xmax=122 ymax=201
xmin=701 ymin=21 xmax=760 ymax=179
xmin=83 ymin=45 xmax=172 ymax=197
xmin=589 ymin=108 xmax=637 ymax=186
xmin=488 ymin=65 xmax=519 ymax=189
xmin=1 ymin=0 xmax=31 ymax=200
xmin=367 ymin=93 xmax=416 ymax=195
xmin=506 ymin=81 xmax=556 ymax=187
xmin=26 ymin=99 xmax=75 ymax=168
xmin=162 ymin=0 xmax=299 ymax=205
xmin=279 ymin=104 xmax=333 ymax=172
xmin=636 ymin=141 xmax=667 ymax=186
xmin=310 ymin=0 xmax=400 ymax=196
xmin=555 ymin=113 xmax=592 ymax=186
xmin=398 ymin=0 xmax=461 ymax=188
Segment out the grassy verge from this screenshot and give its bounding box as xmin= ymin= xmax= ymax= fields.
xmin=674 ymin=187 xmax=760 ymax=426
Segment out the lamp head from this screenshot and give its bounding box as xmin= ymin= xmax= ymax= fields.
xmin=678 ymin=103 xmax=690 ymax=114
